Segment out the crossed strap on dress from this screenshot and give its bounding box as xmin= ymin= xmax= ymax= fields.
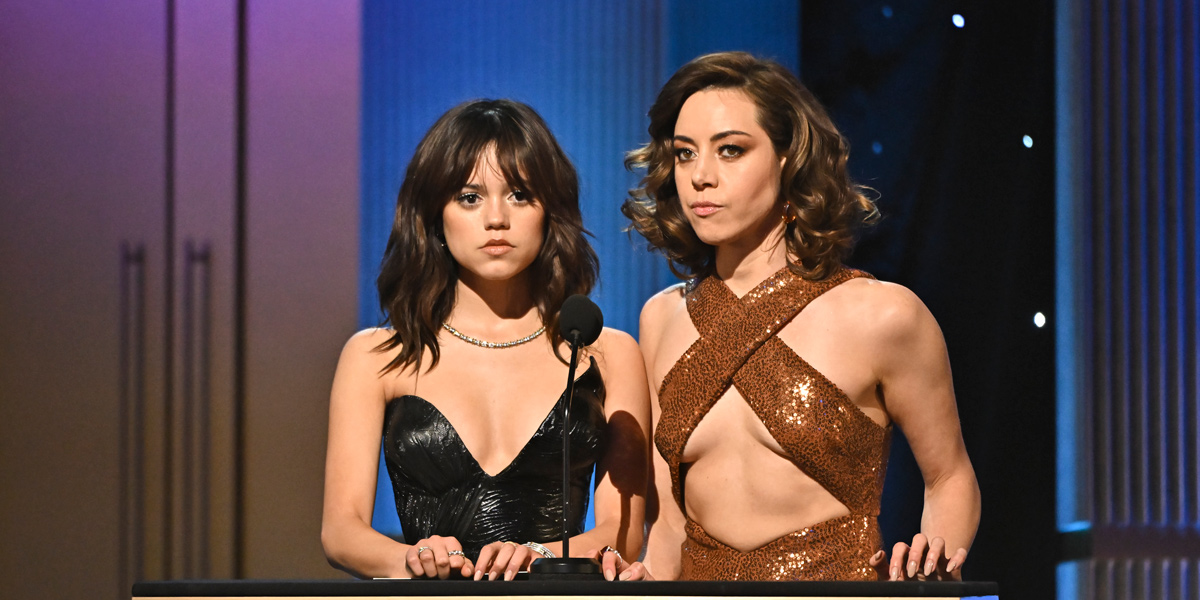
xmin=654 ymin=266 xmax=886 ymax=516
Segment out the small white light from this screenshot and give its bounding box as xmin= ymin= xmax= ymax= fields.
xmin=871 ymin=141 xmax=883 ymax=154
xmin=1023 ymin=135 xmax=1034 ymax=148
xmin=882 ymin=5 xmax=894 ymax=18
xmin=1034 ymin=312 xmax=1046 ymax=328
xmin=952 ymin=14 xmax=965 ymax=28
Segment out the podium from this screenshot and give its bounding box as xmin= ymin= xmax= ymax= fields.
xmin=133 ymin=579 xmax=999 ymax=600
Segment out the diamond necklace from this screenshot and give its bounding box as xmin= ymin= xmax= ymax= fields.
xmin=441 ymin=322 xmax=546 ymax=349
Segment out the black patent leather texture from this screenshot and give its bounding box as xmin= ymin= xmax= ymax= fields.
xmin=382 ymin=357 xmax=606 ymax=560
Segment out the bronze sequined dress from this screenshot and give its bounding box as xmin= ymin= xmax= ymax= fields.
xmin=655 ymin=267 xmax=891 ymax=581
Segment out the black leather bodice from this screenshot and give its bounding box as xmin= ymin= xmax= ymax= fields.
xmin=382 ymin=357 xmax=606 ymax=559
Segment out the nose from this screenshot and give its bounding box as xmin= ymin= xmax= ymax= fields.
xmin=484 ymin=196 xmax=509 ymax=230
xmin=691 ymin=153 xmax=717 ymax=190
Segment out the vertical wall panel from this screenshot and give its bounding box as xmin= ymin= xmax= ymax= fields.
xmin=1058 ymin=0 xmax=1200 ymax=597
xmin=241 ymin=0 xmax=361 ymax=577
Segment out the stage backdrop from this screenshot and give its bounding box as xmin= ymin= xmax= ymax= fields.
xmin=359 ymin=0 xmax=799 ymax=536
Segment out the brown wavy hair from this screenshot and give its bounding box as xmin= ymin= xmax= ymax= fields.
xmin=376 ymin=99 xmax=598 ymax=374
xmin=623 ymin=51 xmax=878 ymax=281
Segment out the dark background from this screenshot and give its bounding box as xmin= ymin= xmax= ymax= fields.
xmin=803 ymin=2 xmax=1057 ymax=597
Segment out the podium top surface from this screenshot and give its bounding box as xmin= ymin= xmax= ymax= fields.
xmin=133 ymin=579 xmax=999 ymax=599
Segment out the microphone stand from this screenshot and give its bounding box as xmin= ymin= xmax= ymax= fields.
xmin=528 ymin=330 xmax=603 ymax=580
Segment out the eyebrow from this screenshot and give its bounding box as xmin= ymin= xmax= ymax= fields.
xmin=673 ymin=130 xmax=752 ymax=145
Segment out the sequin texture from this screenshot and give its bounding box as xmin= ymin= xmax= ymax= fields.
xmin=655 ymin=267 xmax=891 ymax=581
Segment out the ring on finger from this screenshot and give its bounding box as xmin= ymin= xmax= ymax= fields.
xmin=600 ymin=545 xmax=623 ymax=562
xmin=447 ymin=550 xmax=465 ymax=557
xmin=416 ymin=546 xmax=432 ymax=556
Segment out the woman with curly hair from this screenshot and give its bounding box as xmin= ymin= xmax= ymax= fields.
xmin=600 ymin=52 xmax=979 ymax=582
xmin=321 ymin=99 xmax=649 ymax=580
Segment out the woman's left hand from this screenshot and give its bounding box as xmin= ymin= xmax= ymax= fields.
xmin=473 ymin=541 xmax=537 ymax=581
xmin=873 ymin=533 xmax=967 ymax=581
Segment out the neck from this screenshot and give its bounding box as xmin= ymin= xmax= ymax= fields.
xmin=714 ymin=220 xmax=790 ymax=297
xmin=449 ymin=271 xmax=541 ymax=336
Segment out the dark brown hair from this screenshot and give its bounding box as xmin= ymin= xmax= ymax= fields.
xmin=623 ymin=51 xmax=878 ymax=281
xmin=376 ymin=99 xmax=598 ymax=374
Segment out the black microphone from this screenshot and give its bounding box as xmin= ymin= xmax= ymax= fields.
xmin=529 ymin=294 xmax=605 ymax=580
xmin=560 ymin=294 xmax=603 ymax=346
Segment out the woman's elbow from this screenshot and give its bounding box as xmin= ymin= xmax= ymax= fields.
xmin=320 ymin=520 xmax=351 ymax=572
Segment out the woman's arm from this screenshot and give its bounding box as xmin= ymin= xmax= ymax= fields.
xmin=321 ymin=329 xmax=470 ymax=579
xmin=870 ymin=284 xmax=981 ymax=580
xmin=594 ymin=291 xmax=689 ymax=581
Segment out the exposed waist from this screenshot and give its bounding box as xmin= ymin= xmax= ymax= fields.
xmin=681 ymin=514 xmax=881 ymax=581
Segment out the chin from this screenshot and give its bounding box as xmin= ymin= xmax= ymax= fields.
xmin=690 ymin=224 xmax=734 ymax=247
xmin=462 ymin=261 xmax=536 ymax=283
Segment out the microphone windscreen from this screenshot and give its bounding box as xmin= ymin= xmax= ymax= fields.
xmin=559 ymin=294 xmax=603 ymax=346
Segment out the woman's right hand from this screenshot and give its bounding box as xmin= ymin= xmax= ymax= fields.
xmin=588 ymin=548 xmax=654 ymax=581
xmin=473 ymin=541 xmax=539 ymax=581
xmin=405 ymin=535 xmax=473 ymax=579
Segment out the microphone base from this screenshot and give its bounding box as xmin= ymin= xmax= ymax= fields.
xmin=528 ymin=557 xmax=604 ymax=580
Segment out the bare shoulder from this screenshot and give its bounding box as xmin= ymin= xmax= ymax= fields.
xmin=593 ymin=326 xmax=647 ymax=369
xmin=822 ymin=278 xmax=938 ymax=340
xmin=639 ymin=283 xmax=687 ymax=332
xmin=595 ymin=326 xmax=640 ymax=356
xmin=337 ymin=327 xmax=399 ymax=373
xmin=342 ymin=327 xmax=393 ymax=355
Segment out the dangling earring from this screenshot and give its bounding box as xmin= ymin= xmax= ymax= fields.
xmin=781 ymin=199 xmax=797 ymax=225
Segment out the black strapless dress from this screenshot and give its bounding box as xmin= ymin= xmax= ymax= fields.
xmin=382 ymin=357 xmax=606 ymax=560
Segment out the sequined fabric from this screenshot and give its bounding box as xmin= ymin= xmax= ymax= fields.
xmin=680 ymin=514 xmax=880 ymax=581
xmin=655 ymin=267 xmax=891 ymax=581
xmin=383 ymin=357 xmax=606 ymax=561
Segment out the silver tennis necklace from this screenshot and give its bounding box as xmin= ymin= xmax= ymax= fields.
xmin=441 ymin=322 xmax=546 ymax=349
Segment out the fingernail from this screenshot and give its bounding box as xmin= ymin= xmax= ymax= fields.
xmin=618 ymin=571 xmax=631 ymax=581
xmin=890 ymin=566 xmax=899 ymax=580
xmin=606 ymin=568 xmax=615 ymax=581
xmin=907 ymin=560 xmax=917 ymax=577
xmin=505 ymin=571 xmax=514 ymax=581
xmin=488 ymin=572 xmax=496 ymax=581
xmin=473 ymin=570 xmax=481 ymax=581
xmin=925 ymin=560 xmax=935 ymax=575
xmin=947 ymin=559 xmax=958 ymax=572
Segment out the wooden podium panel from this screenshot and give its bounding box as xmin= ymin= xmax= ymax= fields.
xmin=133 ymin=579 xmax=999 ymax=600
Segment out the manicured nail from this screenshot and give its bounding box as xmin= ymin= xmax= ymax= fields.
xmin=947 ymin=559 xmax=958 ymax=572
xmin=890 ymin=566 xmax=900 ymax=580
xmin=473 ymin=570 xmax=482 ymax=581
xmin=907 ymin=561 xmax=917 ymax=578
xmin=488 ymin=572 xmax=496 ymax=581
xmin=618 ymin=570 xmax=631 ymax=581
xmin=605 ymin=568 xmax=615 ymax=581
xmin=505 ymin=570 xmax=514 ymax=581
xmin=925 ymin=559 xmax=935 ymax=575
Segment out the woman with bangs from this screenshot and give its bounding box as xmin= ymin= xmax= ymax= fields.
xmin=321 ymin=99 xmax=649 ymax=580
xmin=599 ymin=52 xmax=980 ymax=582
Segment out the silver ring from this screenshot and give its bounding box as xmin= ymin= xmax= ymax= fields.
xmin=601 ymin=545 xmax=623 ymax=562
xmin=447 ymin=549 xmax=465 ymax=557
xmin=416 ymin=546 xmax=432 ymax=555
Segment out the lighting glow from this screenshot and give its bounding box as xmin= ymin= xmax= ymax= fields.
xmin=1023 ymin=135 xmax=1034 ymax=148
xmin=952 ymin=14 xmax=965 ymax=28
xmin=1034 ymin=312 xmax=1047 ymax=328
xmin=871 ymin=141 xmax=883 ymax=154
xmin=882 ymin=5 xmax=893 ymax=18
